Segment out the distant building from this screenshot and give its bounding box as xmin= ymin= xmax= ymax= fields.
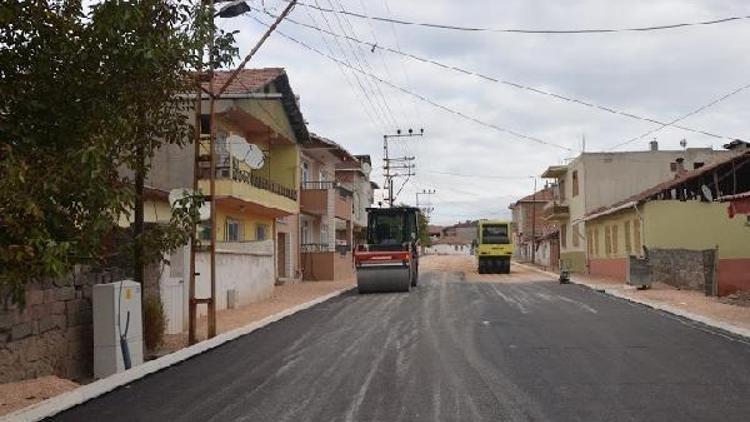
xmin=424 ymin=236 xmax=472 ymax=255
xmin=509 ymin=187 xmax=555 ymax=266
xmin=442 ymin=220 xmax=478 ymax=244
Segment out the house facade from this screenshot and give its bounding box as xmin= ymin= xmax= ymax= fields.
xmin=541 ymin=145 xmax=735 ymax=273
xmin=298 ymin=134 xmax=357 ymax=281
xmin=336 ymin=154 xmax=375 ymax=245
xmin=147 ymin=68 xmax=308 ymax=324
xmin=509 ymin=187 xmax=555 ymax=264
xmin=584 ymin=151 xmax=750 ymax=295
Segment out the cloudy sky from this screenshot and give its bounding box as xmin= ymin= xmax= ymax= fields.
xmin=221 ymin=0 xmax=750 ymax=225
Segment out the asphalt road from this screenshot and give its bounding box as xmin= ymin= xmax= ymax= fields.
xmin=51 ymin=262 xmax=750 ymax=422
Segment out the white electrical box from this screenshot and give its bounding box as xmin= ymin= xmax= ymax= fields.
xmin=93 ymin=280 xmax=144 ymax=379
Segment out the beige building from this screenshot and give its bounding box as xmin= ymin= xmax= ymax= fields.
xmin=298 ymin=134 xmax=358 ymax=281
xmin=541 ymin=144 xmax=735 ymax=272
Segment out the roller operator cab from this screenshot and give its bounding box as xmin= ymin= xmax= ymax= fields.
xmin=355 ymin=207 xmax=420 ymax=293
xmin=476 ymin=220 xmax=512 ymax=274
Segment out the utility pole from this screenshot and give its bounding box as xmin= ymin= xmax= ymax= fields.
xmin=416 ymin=189 xmax=436 ymax=216
xmin=188 ymin=0 xmax=298 ymax=344
xmin=530 ymin=176 xmax=538 ymax=265
xmin=383 ymin=128 xmax=423 ymax=206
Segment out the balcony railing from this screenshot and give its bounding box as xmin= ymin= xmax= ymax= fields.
xmin=302 ymin=181 xmax=336 ymax=190
xmin=301 ymin=243 xmax=331 ymax=253
xmin=199 ymin=154 xmax=298 ymax=201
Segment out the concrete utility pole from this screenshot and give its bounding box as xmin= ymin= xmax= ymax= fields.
xmin=383 ymin=129 xmax=423 ymax=206
xmin=189 ymin=0 xmax=298 ymax=344
xmin=416 ymin=189 xmax=436 ymax=216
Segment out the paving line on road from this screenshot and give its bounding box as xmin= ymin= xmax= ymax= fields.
xmin=513 ymin=262 xmax=750 ymax=344
xmin=1 ymin=287 xmax=357 ymax=422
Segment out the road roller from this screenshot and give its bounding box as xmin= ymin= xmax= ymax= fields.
xmin=476 ymin=219 xmax=513 ymax=274
xmin=355 ymin=207 xmax=420 ymax=293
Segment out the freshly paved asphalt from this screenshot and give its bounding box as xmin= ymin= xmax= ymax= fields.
xmin=51 ymin=264 xmax=750 ymax=421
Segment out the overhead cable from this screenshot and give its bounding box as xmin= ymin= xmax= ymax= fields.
xmin=263 ymin=8 xmax=738 ymax=142
xmin=280 ymin=0 xmax=750 ymax=35
xmin=249 ymin=15 xmax=573 ymax=152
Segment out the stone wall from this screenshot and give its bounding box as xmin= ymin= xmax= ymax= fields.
xmin=646 ymin=248 xmax=717 ymax=295
xmin=0 ymin=269 xmax=125 ymax=383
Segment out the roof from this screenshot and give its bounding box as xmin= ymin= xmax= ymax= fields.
xmin=354 ymin=155 xmax=371 ymax=166
xmin=586 ymin=150 xmax=750 ymax=219
xmin=307 ymin=133 xmax=357 ymax=164
xmin=204 ymin=69 xmax=310 ymax=144
xmin=515 ymin=187 xmax=554 ymax=204
xmin=541 ymin=165 xmax=568 ymax=178
xmin=720 ymin=191 xmax=750 ymax=201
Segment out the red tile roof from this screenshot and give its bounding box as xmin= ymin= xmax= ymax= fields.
xmin=203 ymin=68 xmax=285 ymax=95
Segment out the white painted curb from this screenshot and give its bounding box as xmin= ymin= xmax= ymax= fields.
xmin=3 ymin=286 xmax=354 ymax=422
xmin=514 ymin=262 xmax=750 ymax=340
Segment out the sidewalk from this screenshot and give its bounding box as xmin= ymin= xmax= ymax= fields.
xmin=0 ymin=278 xmax=354 ymax=418
xmin=159 ymin=278 xmax=355 ymax=354
xmin=518 ymin=262 xmax=750 ymax=338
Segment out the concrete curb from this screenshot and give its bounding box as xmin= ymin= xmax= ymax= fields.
xmin=514 ymin=262 xmax=750 ymax=341
xmin=2 ymin=286 xmax=355 ymax=422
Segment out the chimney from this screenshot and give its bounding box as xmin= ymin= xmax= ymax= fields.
xmin=649 ymin=140 xmax=659 ymax=151
xmin=675 ymin=157 xmax=686 ymax=175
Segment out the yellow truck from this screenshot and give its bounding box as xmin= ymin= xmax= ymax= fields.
xmin=475 ymin=220 xmax=513 ymax=274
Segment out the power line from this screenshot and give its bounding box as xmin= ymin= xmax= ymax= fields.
xmin=608 ymin=82 xmax=750 ymax=150
xmin=281 ymin=0 xmax=750 ymax=35
xmin=264 ymin=8 xmax=738 ymax=142
xmin=423 ymin=170 xmax=533 ymax=180
xmin=249 ymin=15 xmax=573 ymax=152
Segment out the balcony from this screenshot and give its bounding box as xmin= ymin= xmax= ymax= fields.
xmin=198 ymin=155 xmax=298 ymax=218
xmin=300 ymin=243 xmax=354 ymax=281
xmin=543 ymin=201 xmax=570 ymax=222
xmin=300 ymin=181 xmax=353 ymax=221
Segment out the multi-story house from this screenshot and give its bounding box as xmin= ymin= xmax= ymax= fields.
xmin=147 ymin=68 xmax=309 ymax=325
xmin=335 ymin=154 xmax=375 ymax=244
xmin=509 ymin=187 xmax=555 ymax=265
xmin=298 ymin=134 xmax=357 ymax=281
xmin=541 ymin=143 xmax=736 ymax=273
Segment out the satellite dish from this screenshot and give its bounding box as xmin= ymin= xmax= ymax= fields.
xmin=701 ymin=184 xmax=713 ymax=202
xmin=361 ymin=162 xmax=372 ymax=174
xmin=228 ymin=134 xmax=265 ymax=169
xmin=169 ymin=188 xmax=210 ymax=221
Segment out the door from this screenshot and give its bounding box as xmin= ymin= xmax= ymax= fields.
xmin=278 ymin=232 xmax=287 ymax=278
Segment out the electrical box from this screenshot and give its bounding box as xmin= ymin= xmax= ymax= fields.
xmin=93 ymin=280 xmax=144 ymax=379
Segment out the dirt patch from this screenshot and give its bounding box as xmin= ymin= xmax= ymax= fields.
xmin=0 ymin=376 xmax=79 ymax=416
xmin=720 ymin=291 xmax=750 ymax=308
xmin=421 ymin=255 xmax=553 ymax=284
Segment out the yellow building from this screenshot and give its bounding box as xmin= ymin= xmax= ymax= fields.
xmin=584 ymin=151 xmax=750 ymax=295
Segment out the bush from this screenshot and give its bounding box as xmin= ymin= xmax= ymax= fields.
xmin=143 ymin=296 xmax=166 ymax=351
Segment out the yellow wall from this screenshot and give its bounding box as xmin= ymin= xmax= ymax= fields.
xmin=586 ymin=208 xmax=642 ymax=259
xmin=234 ymin=98 xmax=297 ymax=144
xmin=642 ymin=200 xmax=750 ymax=259
xmin=215 ymin=205 xmax=273 ymax=242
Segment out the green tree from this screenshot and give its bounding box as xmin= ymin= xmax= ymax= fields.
xmin=0 ymin=0 xmax=237 ymax=304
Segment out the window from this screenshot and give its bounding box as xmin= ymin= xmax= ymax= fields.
xmin=481 ymin=224 xmax=510 ymax=244
xmin=199 ymin=223 xmax=211 ymax=241
xmin=593 ymin=228 xmax=600 ymax=256
xmin=301 ymin=221 xmax=310 ymax=244
xmin=624 ymin=221 xmax=632 ymax=254
xmin=559 ymin=178 xmax=566 ymax=201
xmin=572 ymin=170 xmax=579 ymax=197
xmin=604 ymin=226 xmax=612 ymax=256
xmin=572 ymin=223 xmax=580 ymax=248
xmin=560 ymin=224 xmax=567 ymax=249
xmin=693 ymin=162 xmax=704 ymax=170
xmin=200 ymin=114 xmax=210 ymax=134
xmin=670 ymin=162 xmax=677 ymax=172
xmin=301 ymin=162 xmax=310 ymax=184
xmin=633 ymin=219 xmax=642 ymax=255
xmin=321 ymin=223 xmax=329 ymax=245
xmin=611 ymin=225 xmax=619 ymax=255
xmin=256 ymin=223 xmax=268 ymax=241
xmin=225 ymin=218 xmax=241 ymax=242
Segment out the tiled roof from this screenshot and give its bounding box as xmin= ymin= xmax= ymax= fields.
xmin=203 ymin=68 xmax=284 ymax=94
xmin=517 ymin=187 xmax=555 ymax=203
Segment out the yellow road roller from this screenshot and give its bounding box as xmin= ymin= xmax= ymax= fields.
xmin=476 ymin=219 xmax=513 ymax=274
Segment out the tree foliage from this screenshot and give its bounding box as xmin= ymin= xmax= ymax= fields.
xmin=0 ymin=0 xmax=238 ymax=303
